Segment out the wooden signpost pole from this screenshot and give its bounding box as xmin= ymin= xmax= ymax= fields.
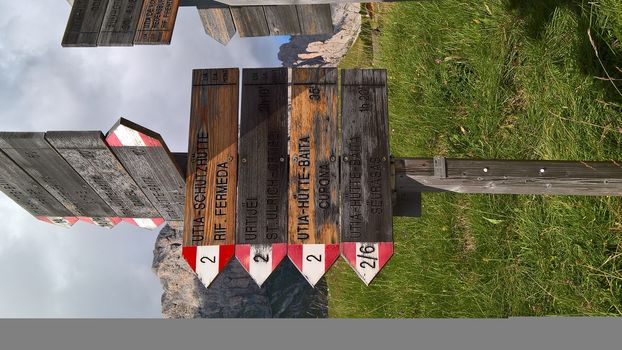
xmin=183 ymin=68 xmax=239 ymax=288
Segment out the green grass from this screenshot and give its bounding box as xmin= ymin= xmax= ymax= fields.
xmin=329 ymin=0 xmax=622 ymax=317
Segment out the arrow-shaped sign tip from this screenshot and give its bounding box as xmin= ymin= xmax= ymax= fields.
xmin=182 ymin=245 xmax=235 ymax=289
xmin=35 ymin=216 xmax=79 ymax=228
xmin=342 ymin=242 xmax=393 ymax=285
xmin=236 ymin=243 xmax=287 ymax=287
xmin=288 ymin=244 xmax=340 ymax=287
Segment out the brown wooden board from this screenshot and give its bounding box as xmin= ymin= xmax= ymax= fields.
xmin=0 ymin=132 xmax=115 ymax=217
xmin=134 ymin=0 xmax=180 ymax=44
xmin=62 ymin=0 xmax=111 ymax=47
xmin=197 ymin=7 xmax=237 ymax=45
xmin=296 ymin=5 xmax=333 ymax=35
xmin=230 ymin=6 xmax=269 ymax=37
xmin=182 ymin=68 xmax=239 ymax=288
xmin=288 ymin=68 xmax=340 ymax=286
xmin=45 ymin=131 xmax=160 ymax=219
xmin=340 ymin=68 xmax=393 ymax=285
xmin=235 ymin=68 xmax=289 ymax=286
xmin=97 ymin=0 xmax=145 ymax=46
xmin=264 ymin=5 xmax=301 ymax=36
xmin=106 ymin=118 xmax=185 ymax=221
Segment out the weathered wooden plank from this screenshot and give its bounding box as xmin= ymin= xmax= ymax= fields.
xmin=197 ymin=7 xmax=236 ymax=45
xmin=209 ymin=0 xmax=395 ymax=4
xmin=263 ymin=5 xmax=301 ymax=36
xmin=296 ymin=5 xmax=333 ymax=35
xmin=230 ymin=6 xmax=269 ymax=37
xmin=134 ymin=0 xmax=180 ymax=44
xmin=45 ymin=131 xmax=160 ymax=222
xmin=0 ymin=133 xmax=116 ymax=218
xmin=340 ymin=69 xmax=393 ymax=285
xmin=62 ymin=0 xmax=111 ymax=47
xmin=106 ymin=118 xmax=185 ymax=222
xmin=97 ymin=0 xmax=145 ymax=46
xmin=288 ymin=68 xmax=340 ymax=287
xmin=235 ymin=68 xmax=288 ymax=287
xmin=183 ymin=68 xmax=239 ymax=288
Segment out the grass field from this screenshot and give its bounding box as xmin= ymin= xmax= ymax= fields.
xmin=328 ymin=0 xmax=622 ymax=317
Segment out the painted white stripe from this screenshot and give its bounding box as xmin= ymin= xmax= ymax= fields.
xmin=301 ymin=244 xmax=326 ymax=287
xmin=132 ymin=218 xmax=158 ymax=229
xmin=113 ymin=125 xmax=145 ymax=146
xmin=195 ymin=246 xmax=220 ymax=288
xmin=249 ymin=245 xmax=273 ymax=287
xmin=355 ymin=242 xmax=380 ymax=285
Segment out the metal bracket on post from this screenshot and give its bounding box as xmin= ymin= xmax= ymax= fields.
xmin=433 ymin=156 xmax=447 ymax=179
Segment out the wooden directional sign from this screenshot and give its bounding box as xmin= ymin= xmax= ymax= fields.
xmin=340 ymin=69 xmax=393 ymax=285
xmin=62 ymin=0 xmax=111 ymax=47
xmin=46 ymin=131 xmax=162 ymax=229
xmin=183 ymin=68 xmax=239 ymax=288
xmin=0 ymin=149 xmax=78 ymax=228
xmin=106 ymin=118 xmax=185 ymax=225
xmin=0 ymin=133 xmax=116 ymax=222
xmin=134 ymin=0 xmax=180 ymax=44
xmin=288 ymin=68 xmax=340 ymax=287
xmin=235 ymin=68 xmax=289 ymax=287
xmin=98 ymin=0 xmax=146 ymax=46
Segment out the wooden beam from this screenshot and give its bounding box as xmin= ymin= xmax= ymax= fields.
xmin=97 ymin=0 xmax=145 ymax=46
xmin=230 ymin=6 xmax=269 ymax=37
xmin=264 ymin=5 xmax=301 ymax=35
xmin=134 ymin=0 xmax=181 ymax=44
xmin=62 ymin=0 xmax=110 ymax=47
xmin=183 ymin=0 xmax=398 ymax=5
xmin=197 ymin=7 xmax=237 ymax=45
xmin=296 ymin=5 xmax=333 ymax=35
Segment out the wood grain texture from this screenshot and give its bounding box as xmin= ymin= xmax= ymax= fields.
xmin=184 ymin=68 xmax=239 ymax=247
xmin=214 ymin=0 xmax=396 ymax=4
xmin=197 ymin=7 xmax=236 ymax=45
xmin=296 ymin=5 xmax=333 ymax=35
xmin=289 ymin=68 xmax=339 ymax=245
xmin=237 ymin=68 xmax=288 ymax=245
xmin=62 ymin=0 xmax=111 ymax=47
xmin=0 ymin=132 xmax=115 ymax=217
xmin=134 ymin=0 xmax=180 ymax=44
xmin=264 ymin=5 xmax=301 ymax=36
xmin=340 ymin=69 xmax=392 ymax=243
xmin=230 ymin=6 xmax=269 ymax=37
xmin=97 ymin=0 xmax=145 ymax=46
xmin=0 ymin=149 xmax=74 ymax=217
xmin=45 ymin=131 xmax=160 ymax=218
xmin=106 ymin=119 xmax=185 ymax=220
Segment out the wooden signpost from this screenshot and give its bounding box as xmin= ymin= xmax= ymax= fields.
xmin=182 ymin=68 xmax=239 ymax=288
xmin=134 ymin=0 xmax=181 ymax=44
xmin=288 ymin=68 xmax=340 ymax=287
xmin=340 ymin=69 xmax=393 ymax=285
xmin=98 ymin=0 xmax=146 ymax=46
xmin=62 ymin=0 xmax=111 ymax=47
xmin=235 ymin=68 xmax=289 ymax=287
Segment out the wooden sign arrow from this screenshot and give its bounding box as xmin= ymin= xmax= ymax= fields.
xmin=340 ymin=69 xmax=393 ymax=285
xmin=288 ymin=68 xmax=340 ymax=287
xmin=235 ymin=68 xmax=289 ymax=287
xmin=183 ymin=68 xmax=239 ymax=288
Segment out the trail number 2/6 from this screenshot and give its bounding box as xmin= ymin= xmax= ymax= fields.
xmin=357 ymin=244 xmax=378 ymax=269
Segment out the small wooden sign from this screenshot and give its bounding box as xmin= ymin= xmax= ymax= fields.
xmin=183 ymin=68 xmax=239 ymax=288
xmin=97 ymin=0 xmax=146 ymax=46
xmin=0 ymin=149 xmax=77 ymax=228
xmin=288 ymin=68 xmax=340 ymax=287
xmin=235 ymin=68 xmax=289 ymax=287
xmin=340 ymin=69 xmax=393 ymax=285
xmin=62 ymin=0 xmax=111 ymax=47
xmin=106 ymin=118 xmax=185 ymax=224
xmin=46 ymin=131 xmax=162 ymax=229
xmin=0 ymin=132 xmax=116 ymax=219
xmin=134 ymin=0 xmax=180 ymax=44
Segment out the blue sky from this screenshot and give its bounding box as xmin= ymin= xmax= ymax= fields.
xmin=0 ymin=0 xmax=285 ymax=317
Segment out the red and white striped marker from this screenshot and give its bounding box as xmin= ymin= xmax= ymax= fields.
xmin=105 ymin=124 xmax=161 ymax=147
xmin=123 ymin=218 xmax=165 ymax=230
xmin=236 ymin=243 xmax=287 ymax=287
xmin=341 ymin=242 xmax=393 ymax=285
xmin=78 ymin=217 xmax=122 ymax=229
xmin=35 ymin=216 xmax=79 ymax=228
xmin=182 ymin=245 xmax=235 ymax=288
xmin=288 ymin=244 xmax=340 ymax=287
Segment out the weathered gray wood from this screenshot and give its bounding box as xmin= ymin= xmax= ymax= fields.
xmin=395 ymin=158 xmax=622 ymax=196
xmin=106 ymin=119 xmax=186 ymax=220
xmin=0 ymin=149 xmax=74 ymax=218
xmin=230 ymin=6 xmax=269 ymax=37
xmin=0 ymin=132 xmax=115 ymax=217
xmin=200 ymin=0 xmax=396 ymax=5
xmin=340 ymin=69 xmax=392 ymax=243
xmin=296 ymin=5 xmax=333 ymax=35
xmin=134 ymin=0 xmax=180 ymax=44
xmin=237 ymin=68 xmax=289 ymax=246
xmin=263 ymin=5 xmax=301 ymax=36
xmin=62 ymin=0 xmax=111 ymax=47
xmin=97 ymin=0 xmax=145 ymax=46
xmin=45 ymin=131 xmax=160 ymax=218
xmin=197 ymin=7 xmax=237 ymax=45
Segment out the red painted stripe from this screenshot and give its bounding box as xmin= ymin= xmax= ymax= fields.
xmin=271 ymin=243 xmax=288 ymax=270
xmin=288 ymin=244 xmax=303 ymax=272
xmin=152 ymin=218 xmax=165 ymax=227
xmin=235 ymin=244 xmax=251 ymax=272
xmin=78 ymin=217 xmax=95 ymax=225
xmin=105 ymin=132 xmax=123 ymax=147
xmin=378 ymin=242 xmax=394 ymax=270
xmin=325 ymin=244 xmax=341 ymax=271
xmin=35 ymin=216 xmax=53 ymax=224
xmin=66 ymin=217 xmax=79 ymax=225
xmin=182 ymin=246 xmax=197 ymax=272
xmin=219 ymin=245 xmax=235 ymax=272
xmin=138 ymin=133 xmax=162 ymax=147
xmin=340 ymin=242 xmax=357 ymax=267
xmin=123 ymin=218 xmax=138 ymax=226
